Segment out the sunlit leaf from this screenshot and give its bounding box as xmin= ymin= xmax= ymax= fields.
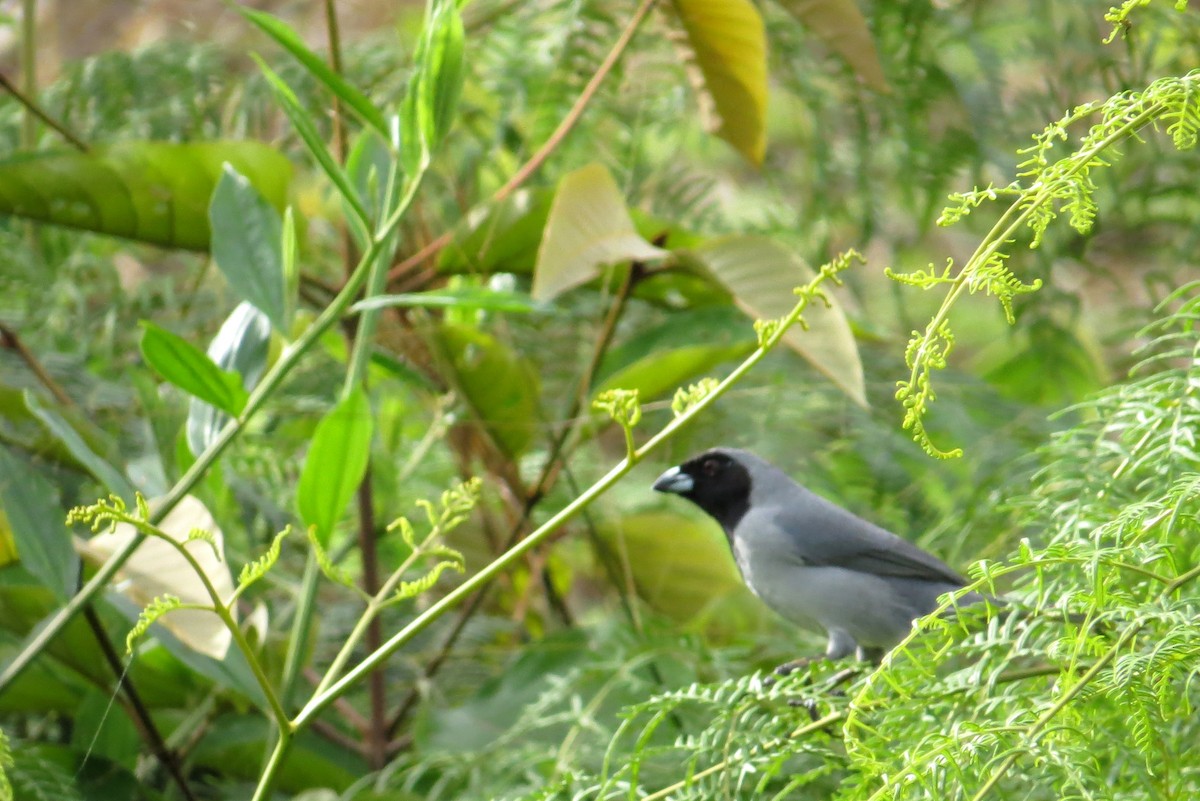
xmin=297 ymin=389 xmax=373 ymax=546
xmin=687 ymin=235 xmax=866 ymax=406
xmin=209 ymin=165 xmax=289 ymax=332
xmin=776 ymin=0 xmax=889 ymax=92
xmin=238 ymin=8 xmax=389 ymax=136
xmin=0 ymin=141 xmax=290 ymax=250
xmin=0 ymin=447 xmax=77 ymax=600
xmin=75 ymin=495 xmax=234 ymax=660
xmin=438 ymin=324 xmax=540 ymax=457
xmin=533 ymin=164 xmax=667 ymax=301
xmin=666 ymin=0 xmax=769 ymax=164
xmin=186 ymin=303 xmax=272 ymax=458
xmin=140 ymin=322 xmax=247 ymax=416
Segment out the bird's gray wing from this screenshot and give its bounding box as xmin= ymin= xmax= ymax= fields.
xmin=762 ymin=491 xmax=967 ymax=585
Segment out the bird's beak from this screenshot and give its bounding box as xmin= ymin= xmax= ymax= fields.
xmin=652 ymin=465 xmax=694 ymax=494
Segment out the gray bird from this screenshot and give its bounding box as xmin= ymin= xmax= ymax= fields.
xmin=653 ymin=447 xmax=980 ymax=663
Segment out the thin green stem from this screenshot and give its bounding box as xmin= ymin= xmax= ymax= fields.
xmin=292 ymin=260 xmax=849 ymax=731
xmin=280 ymin=554 xmax=320 ymax=710
xmin=250 ymin=731 xmax=293 ymax=801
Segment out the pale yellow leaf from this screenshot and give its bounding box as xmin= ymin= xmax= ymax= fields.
xmin=690 ymin=235 xmax=866 ymax=406
xmin=667 ymin=0 xmax=769 ymax=164
xmin=77 ymin=495 xmax=234 ymax=660
xmin=776 ymin=0 xmax=889 ymax=92
xmin=533 ymin=163 xmax=667 ymax=301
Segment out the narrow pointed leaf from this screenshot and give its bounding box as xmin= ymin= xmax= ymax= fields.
xmin=402 ymin=0 xmax=466 ymax=175
xmin=256 ymin=59 xmax=370 ymax=233
xmin=688 ymin=235 xmax=866 ymax=405
xmin=533 ymin=164 xmax=667 ymax=301
xmin=298 ymin=389 xmax=373 ymax=546
xmin=776 ymin=0 xmax=889 ymax=92
xmin=0 ymin=141 xmax=291 ymax=250
xmin=0 ymin=447 xmax=77 ymax=600
xmin=140 ymin=322 xmax=248 ymax=416
xmin=666 ymin=0 xmax=768 ymax=164
xmin=209 ymin=166 xmax=288 ymax=332
xmin=352 ymin=288 xmax=542 ymax=315
xmin=238 ymin=8 xmax=389 ymax=136
xmin=24 ymin=392 xmax=137 ymax=500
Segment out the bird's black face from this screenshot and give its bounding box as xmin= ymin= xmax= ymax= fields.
xmin=652 ymin=449 xmax=751 ymax=532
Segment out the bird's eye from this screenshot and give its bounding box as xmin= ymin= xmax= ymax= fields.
xmin=701 ymin=458 xmax=720 ymax=477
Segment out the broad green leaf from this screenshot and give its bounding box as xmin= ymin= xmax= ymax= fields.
xmin=0 ymin=141 xmax=290 ymax=250
xmin=209 ymin=165 xmax=288 ymax=332
xmin=666 ymin=0 xmax=768 ymax=165
xmin=256 ymin=59 xmax=370 ymax=234
xmin=0 ymin=447 xmax=77 ymax=600
xmin=402 ymin=0 xmax=466 ymax=175
xmin=352 ymin=287 xmax=543 ymax=315
xmin=438 ymin=324 xmax=540 ymax=457
xmin=687 ymin=235 xmax=866 ymax=406
xmin=186 ymin=303 xmax=273 ymax=458
xmin=24 ymin=392 xmax=137 ymax=501
xmin=597 ymin=306 xmax=752 ymax=381
xmin=776 ymin=0 xmax=889 ymax=92
xmin=76 ymin=495 xmax=234 ymax=660
xmin=70 ymin=691 xmax=140 ymax=770
xmin=238 ymin=8 xmax=389 ymax=137
xmin=297 ymin=389 xmax=373 ymax=546
xmin=595 ymin=343 xmax=753 ymax=404
xmin=139 ymin=322 xmax=248 ymax=415
xmin=438 ymin=189 xmax=553 ymax=276
xmin=599 ymin=511 xmax=767 ymax=634
xmin=533 ymin=164 xmax=667 ymax=301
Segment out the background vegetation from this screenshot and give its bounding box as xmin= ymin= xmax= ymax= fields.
xmin=0 ymin=0 xmax=1198 ymax=799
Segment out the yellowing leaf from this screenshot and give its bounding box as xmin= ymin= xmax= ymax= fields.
xmin=776 ymin=0 xmax=889 ymax=92
xmin=76 ymin=495 xmax=234 ymax=660
xmin=667 ymin=0 xmax=768 ymax=164
xmin=532 ymin=164 xmax=667 ymax=301
xmin=690 ymin=235 xmax=866 ymax=406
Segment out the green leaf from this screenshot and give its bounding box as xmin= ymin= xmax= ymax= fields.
xmin=139 ymin=321 xmax=248 ymax=415
xmin=687 ymin=235 xmax=866 ymax=406
xmin=666 ymin=0 xmax=768 ymax=164
xmin=0 ymin=447 xmax=77 ymax=601
xmin=186 ymin=302 xmax=272 ymax=457
xmin=598 ymin=511 xmax=766 ymax=634
xmin=533 ymin=164 xmax=667 ymax=301
xmin=402 ymin=0 xmax=466 ymax=175
xmin=595 ymin=343 xmax=753 ymax=404
xmin=256 ymin=59 xmax=370 ymax=234
xmin=297 ymin=389 xmax=374 ymax=546
xmin=24 ymin=392 xmax=136 ymax=501
xmin=438 ymin=188 xmax=553 ymax=276
xmin=238 ymin=8 xmax=389 ymax=137
xmin=351 ymin=287 xmax=543 ymax=315
xmin=209 ymin=165 xmax=288 ymax=332
xmin=437 ymin=324 xmax=540 ymax=457
xmin=776 ymin=0 xmax=889 ymax=92
xmin=0 ymin=141 xmax=291 ymax=250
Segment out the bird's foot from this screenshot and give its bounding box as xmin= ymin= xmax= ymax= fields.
xmin=773 ymin=656 xmax=824 ymax=677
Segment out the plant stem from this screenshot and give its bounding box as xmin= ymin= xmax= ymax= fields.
xmin=0 ymin=72 xmax=87 ymax=153
xmin=292 ymin=260 xmax=847 ymax=732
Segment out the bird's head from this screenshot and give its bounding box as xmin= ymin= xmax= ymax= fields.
xmin=652 ymin=448 xmax=753 ymax=531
